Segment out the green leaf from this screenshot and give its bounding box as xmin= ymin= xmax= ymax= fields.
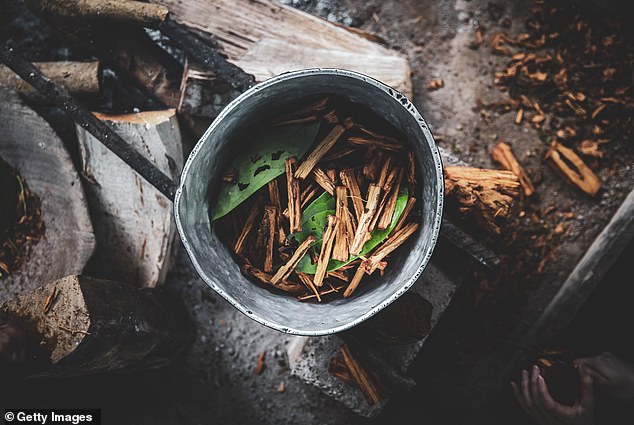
xmin=212 ymin=121 xmax=321 ymax=220
xmin=293 ymin=187 xmax=409 ymax=274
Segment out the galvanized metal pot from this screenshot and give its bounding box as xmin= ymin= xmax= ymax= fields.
xmin=174 ymin=68 xmax=443 ymax=335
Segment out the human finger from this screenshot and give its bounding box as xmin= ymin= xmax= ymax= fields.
xmin=511 ymin=381 xmax=529 ymax=412
xmin=578 ymin=368 xmax=595 ymax=409
xmin=521 ymin=369 xmax=533 ymax=408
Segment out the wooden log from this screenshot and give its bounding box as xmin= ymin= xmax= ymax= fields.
xmin=544 ymin=141 xmax=601 ymax=197
xmin=153 ymin=0 xmax=412 ymax=97
xmin=0 ymin=275 xmax=192 ymax=377
xmin=491 ymin=141 xmax=535 ymax=197
xmin=0 ymin=87 xmax=95 ymax=304
xmin=24 ymin=0 xmax=169 ymax=27
xmin=76 ymin=109 xmax=183 ymax=288
xmin=0 ymin=61 xmax=100 ymax=99
xmin=444 ymin=166 xmax=521 ymax=235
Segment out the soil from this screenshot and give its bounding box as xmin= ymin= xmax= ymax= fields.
xmin=1 ymin=0 xmax=632 ymax=424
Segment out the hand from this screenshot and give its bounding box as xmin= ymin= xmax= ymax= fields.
xmin=575 ymin=352 xmax=634 ymax=401
xmin=511 ymin=364 xmax=595 ymax=425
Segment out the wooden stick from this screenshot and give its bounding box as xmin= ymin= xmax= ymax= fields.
xmin=271 ymin=236 xmax=315 ymax=284
xmin=233 ymin=203 xmax=260 ymax=255
xmin=267 ymin=180 xmax=286 ymax=244
xmin=296 ymin=272 xmax=321 ymax=302
xmin=365 ymin=222 xmax=419 ymax=274
xmin=491 ymin=141 xmax=535 ymax=197
xmin=328 ymin=269 xmax=350 ymax=283
xmin=26 ymin=0 xmax=169 ymax=27
xmin=363 ymin=149 xmax=383 ymax=182
xmin=347 ymin=136 xmax=404 ymax=152
xmin=272 ymin=96 xmax=329 ymax=124
xmin=339 ymin=343 xmax=381 ymax=405
xmin=356 ymin=126 xmax=404 ymax=146
xmin=378 ymin=168 xmax=404 ymax=230
xmin=300 ymin=185 xmax=319 ymax=208
xmin=286 ymin=157 xmax=302 ymax=232
xmin=407 ymin=151 xmax=417 ymax=191
xmin=393 ymin=197 xmax=416 ymax=233
xmin=313 ymin=215 xmax=339 ymax=287
xmin=340 ymin=169 xmax=364 ymax=223
xmin=349 ymin=184 xmax=382 ymax=256
xmin=297 ymin=284 xmax=345 ymax=301
xmin=376 ymin=155 xmax=393 ymax=189
xmin=295 ymin=119 xmax=352 ymax=179
xmin=243 ymin=264 xmax=305 ymax=294
xmin=333 ymin=186 xmax=350 ymax=262
xmin=312 ymin=167 xmax=335 ymax=195
xmin=544 ymin=141 xmax=601 ymax=197
xmin=323 ymin=145 xmax=358 ymax=162
xmin=343 ymin=261 xmax=367 ymax=298
xmin=263 ymin=206 xmax=277 ymax=273
xmin=0 ymin=61 xmax=100 ymax=98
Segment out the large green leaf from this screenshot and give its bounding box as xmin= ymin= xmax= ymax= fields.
xmin=293 ymin=187 xmax=409 ymax=274
xmin=212 ymin=121 xmax=321 ymax=220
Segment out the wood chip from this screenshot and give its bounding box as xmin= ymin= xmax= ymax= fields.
xmin=427 ymin=78 xmax=444 ymax=91
xmin=544 ymin=141 xmax=601 ymax=197
xmin=297 ymin=271 xmax=321 ymax=302
xmin=234 ymin=202 xmax=260 ymax=255
xmin=263 ymin=205 xmax=277 ymax=273
xmin=271 ymin=236 xmax=316 ymax=284
xmin=393 ymin=196 xmax=416 ymax=233
xmin=314 ymin=215 xmax=339 ymax=287
xmin=333 ymin=186 xmax=350 ymax=262
xmin=491 ymin=141 xmax=535 ymax=197
xmin=349 ymin=184 xmax=382 ymax=256
xmin=339 ymin=343 xmax=381 ymax=405
xmin=254 ymin=351 xmax=266 ymax=375
xmin=286 ymin=157 xmax=302 ymax=232
xmin=295 ymin=120 xmax=351 ymax=179
xmin=312 ymin=167 xmax=335 ymax=195
xmin=365 ymin=222 xmax=419 ymax=274
xmin=378 ymin=168 xmax=404 ymax=230
xmin=340 ymin=168 xmax=364 ymax=223
xmin=347 ymin=136 xmax=404 ymax=152
xmin=343 ymin=261 xmax=368 ymax=298
xmin=243 ymin=264 xmax=305 ymax=294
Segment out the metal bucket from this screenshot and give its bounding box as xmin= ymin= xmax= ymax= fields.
xmin=174 ymin=68 xmax=444 ymax=335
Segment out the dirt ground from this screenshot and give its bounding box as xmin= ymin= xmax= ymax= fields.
xmin=1 ymin=0 xmax=633 ymax=424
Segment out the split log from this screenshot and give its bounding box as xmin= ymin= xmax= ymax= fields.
xmin=76 ymin=109 xmax=183 ymax=288
xmin=0 ymin=87 xmax=95 ymax=304
xmin=444 ymin=166 xmax=521 ymax=235
xmin=24 ymin=0 xmax=169 ymax=27
xmin=0 ymin=275 xmax=192 ymax=377
xmin=0 ymin=61 xmax=100 ymax=99
xmin=544 ymin=141 xmax=601 ymax=197
xmin=491 ymin=141 xmax=535 ymax=197
xmin=153 ymin=0 xmax=411 ymax=95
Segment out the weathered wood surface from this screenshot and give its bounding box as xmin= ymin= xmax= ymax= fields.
xmin=1 ymin=275 xmax=192 ymax=377
xmin=0 ymin=61 xmax=100 ymax=99
xmin=152 ymin=0 xmax=412 ymax=97
xmin=77 ymin=109 xmax=183 ymax=288
xmin=0 ymin=87 xmax=95 ymax=303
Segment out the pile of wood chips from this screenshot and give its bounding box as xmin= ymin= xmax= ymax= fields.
xmin=484 ymin=0 xmax=633 ymax=197
xmin=221 ymin=97 xmax=421 ymax=302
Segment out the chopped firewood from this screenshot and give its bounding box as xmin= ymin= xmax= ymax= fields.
xmin=544 ymin=141 xmax=601 ymax=197
xmin=27 ymin=0 xmax=169 ymax=27
xmin=378 ymin=168 xmax=404 ymax=230
xmin=296 ymin=272 xmax=321 ymax=302
xmin=363 ymin=149 xmax=384 ymax=182
xmin=0 ymin=61 xmax=100 ymax=99
xmin=263 ymin=206 xmax=277 ymax=273
xmin=365 ymin=222 xmax=419 ymax=274
xmin=294 ymin=119 xmax=353 ymax=179
xmin=333 ymin=186 xmax=350 ymax=262
xmin=444 ymin=166 xmax=520 ymax=235
xmin=329 ymin=356 xmax=355 ymax=384
xmin=313 ymin=215 xmax=339 ymax=287
xmin=394 ymin=197 xmax=416 ymax=233
xmin=233 ymin=202 xmax=260 ymax=255
xmin=427 ymin=78 xmax=444 ymax=91
xmin=297 ymin=283 xmax=346 ymax=301
xmin=407 ymin=151 xmax=417 ymax=190
xmin=491 ymin=141 xmax=535 ymax=197
xmin=328 ymin=269 xmax=350 ymax=283
xmin=339 ymin=344 xmax=381 ymax=405
xmin=340 ymin=168 xmax=364 ymax=222
xmin=347 ymin=137 xmax=404 ymax=152
xmin=349 ymin=184 xmax=382 ymax=256
xmin=270 ymin=236 xmax=316 ymax=284
xmin=242 ymin=264 xmax=305 ymax=295
xmin=285 ymin=157 xmax=302 ymax=233
xmin=343 ymin=262 xmax=368 ymax=298
xmin=312 ymin=167 xmax=335 ymax=195
xmin=268 ymin=180 xmax=286 ymax=244
xmin=254 ymin=351 xmax=266 ymax=375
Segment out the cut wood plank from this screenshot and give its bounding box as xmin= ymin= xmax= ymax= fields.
xmin=0 ymin=274 xmax=192 ymax=377
xmin=77 ymin=109 xmax=183 ymax=288
xmin=0 ymin=61 xmax=99 ymax=99
xmin=153 ymin=0 xmax=412 ymax=97
xmin=0 ymin=87 xmax=95 ymax=304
